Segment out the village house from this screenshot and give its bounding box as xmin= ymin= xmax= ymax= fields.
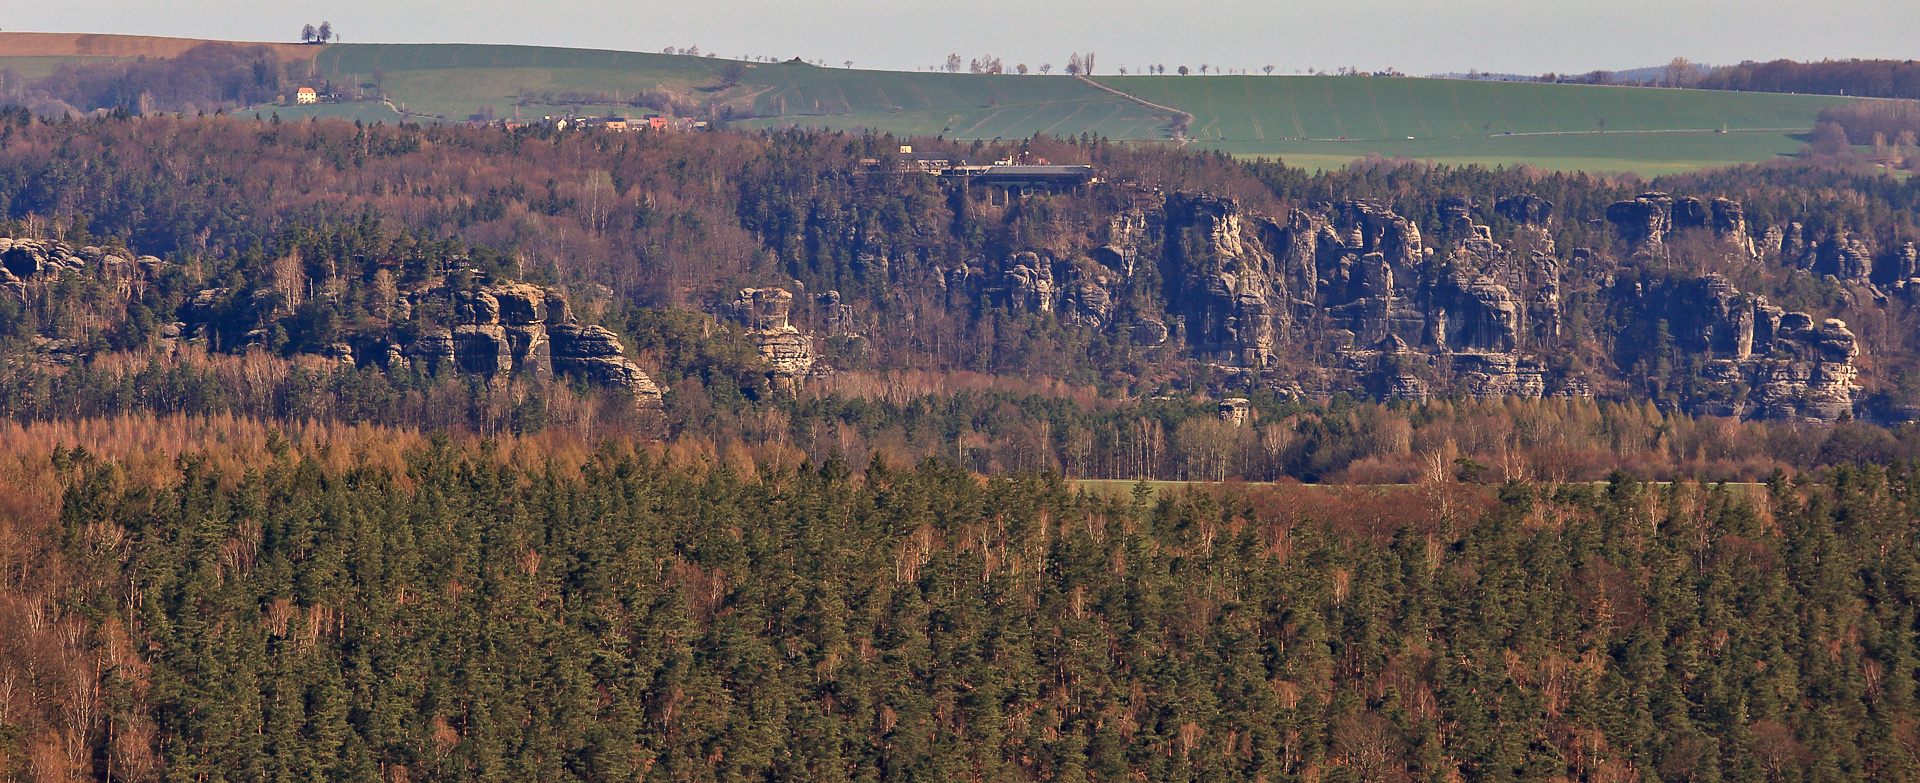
xmin=295 ymin=87 xmax=318 ymax=105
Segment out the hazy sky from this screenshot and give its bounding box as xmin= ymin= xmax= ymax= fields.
xmin=10 ymin=0 xmax=1918 ymax=75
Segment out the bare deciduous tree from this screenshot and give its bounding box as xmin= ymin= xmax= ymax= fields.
xmin=1664 ymin=56 xmax=1697 ymax=87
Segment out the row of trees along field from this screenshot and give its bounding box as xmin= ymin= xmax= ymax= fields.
xmin=1697 ymin=59 xmax=1920 ymax=100
xmin=5 ymin=416 xmax=1920 ymax=781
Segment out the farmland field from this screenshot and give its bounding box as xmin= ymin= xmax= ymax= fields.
xmin=1104 ymin=74 xmax=1850 ymax=174
xmin=1098 ymin=75 xmax=1850 ymax=140
xmin=1193 ymin=129 xmax=1813 ymax=176
xmin=0 ymin=55 xmax=131 ymax=82
xmin=245 ymin=102 xmax=405 ymax=123
xmin=0 ymin=35 xmax=1865 ymax=174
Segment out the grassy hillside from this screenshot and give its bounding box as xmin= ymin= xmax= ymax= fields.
xmin=309 ymin=43 xmax=1168 ymax=137
xmin=1101 ymin=74 xmax=1849 ymax=140
xmin=1105 ymin=74 xmax=1852 ymax=172
xmin=1193 ymin=129 xmax=1814 ymax=174
xmin=0 ymin=35 xmax=1858 ymax=173
xmin=0 ymin=31 xmax=316 ymax=60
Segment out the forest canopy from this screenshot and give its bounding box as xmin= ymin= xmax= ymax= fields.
xmin=2 ymin=417 xmax=1919 ymax=781
xmin=18 ymin=42 xmax=300 ymax=116
xmin=0 ymin=73 xmax=1917 ymax=783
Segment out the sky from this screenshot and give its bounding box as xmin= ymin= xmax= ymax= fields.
xmin=8 ymin=0 xmax=1919 ymax=76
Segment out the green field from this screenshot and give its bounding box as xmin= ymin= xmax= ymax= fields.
xmin=1101 ymin=75 xmax=1848 ymax=140
xmin=0 ymin=54 xmax=129 ymax=81
xmin=244 ymin=102 xmax=405 ymax=123
xmin=0 ymin=39 xmax=1862 ymax=174
xmin=1195 ymin=129 xmax=1813 ymax=175
xmin=1107 ymin=74 xmax=1850 ymax=175
xmin=309 ymin=44 xmax=1168 ymax=137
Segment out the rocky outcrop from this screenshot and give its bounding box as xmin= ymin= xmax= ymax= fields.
xmin=1709 ymin=198 xmax=1754 ymax=256
xmin=1636 ymin=274 xmax=1860 ymax=420
xmin=969 ymin=189 xmax=1868 ymax=420
xmin=1603 ymin=193 xmax=1758 ymax=260
xmin=1605 ymin=192 xmax=1674 ymax=258
xmin=1813 ymin=233 xmax=1874 ymax=282
xmin=1160 ymin=192 xmax=1290 ymax=368
xmin=1427 ymin=272 xmax=1522 ymax=354
xmin=1218 ymin=398 xmax=1253 ymax=426
xmin=1452 ymin=353 xmax=1547 ymax=400
xmin=812 ymin=290 xmax=860 ymax=336
xmin=1003 ymin=253 xmax=1059 ymax=313
xmin=397 ymin=278 xmax=662 ymax=408
xmin=1495 ymin=194 xmax=1552 ymax=225
xmin=730 ymin=287 xmax=819 ymax=390
xmin=0 ymin=238 xmax=161 ymax=303
xmin=550 ymin=324 xmax=665 ymax=405
xmin=2 ymin=238 xmax=181 ymax=360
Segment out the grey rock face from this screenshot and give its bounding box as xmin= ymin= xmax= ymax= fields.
xmin=1004 ymin=253 xmax=1059 ymax=313
xmin=729 ymin=287 xmax=818 ymax=389
xmin=1710 ymin=198 xmax=1753 ymax=255
xmin=550 ymin=324 xmax=664 ymax=407
xmin=2 ymin=242 xmax=49 ymax=279
xmin=491 ymin=283 xmax=549 ymax=326
xmin=1606 ymin=192 xmax=1674 ymax=257
xmin=1131 ymin=319 xmax=1170 ymax=346
xmin=407 ymin=330 xmax=456 ymax=367
xmin=1629 ymin=273 xmax=1861 ymax=420
xmin=1495 ymin=194 xmax=1553 ymax=225
xmin=453 ymin=325 xmax=512 ymax=375
xmin=1039 ymin=190 xmax=1861 ymax=419
xmin=1218 ymin=398 xmax=1253 ymax=427
xmin=397 ymin=279 xmax=664 ymax=407
xmin=1428 ymin=273 xmax=1522 ymax=354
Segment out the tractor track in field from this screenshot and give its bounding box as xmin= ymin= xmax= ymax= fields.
xmin=1075 ymin=75 xmax=1194 ymax=143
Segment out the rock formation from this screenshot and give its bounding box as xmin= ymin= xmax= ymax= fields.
xmin=730 ymin=287 xmax=818 ymax=390
xmin=164 ymin=272 xmax=663 ymax=408
xmin=1218 ymin=398 xmax=1253 ymax=427
xmin=1495 ymin=194 xmax=1553 ymax=225
xmin=1605 ymin=192 xmax=1674 ymax=258
xmin=938 ymin=189 xmax=1871 ymax=419
xmin=403 ymin=279 xmax=661 ymax=406
xmin=0 ymin=237 xmax=164 ymax=304
xmin=8 ymin=177 xmax=1896 ymax=424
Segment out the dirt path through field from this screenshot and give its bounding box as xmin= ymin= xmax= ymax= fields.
xmin=1075 ymin=75 xmax=1192 ymax=142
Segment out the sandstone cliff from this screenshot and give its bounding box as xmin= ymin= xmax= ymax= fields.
xmin=164 ymin=268 xmax=666 ymax=408
xmin=727 ymin=287 xmax=819 ymax=391
xmin=931 ymin=189 xmax=1869 ymax=420
xmin=402 ymin=279 xmax=664 ymax=407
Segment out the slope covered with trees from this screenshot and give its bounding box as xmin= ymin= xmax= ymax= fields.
xmin=2 ymin=110 xmax=1920 ymax=482
xmin=1699 ymin=58 xmax=1920 ymax=100
xmin=6 ymin=421 xmax=1920 ymax=781
xmin=3 ymin=48 xmax=1920 ymax=783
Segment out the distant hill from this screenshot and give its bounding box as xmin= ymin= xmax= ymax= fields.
xmin=0 ymin=33 xmax=1858 ymax=174
xmin=0 ymin=31 xmax=317 ymax=60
